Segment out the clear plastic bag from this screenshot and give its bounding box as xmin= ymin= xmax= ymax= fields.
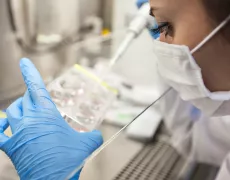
xmin=47 ymin=64 xmax=117 ymax=132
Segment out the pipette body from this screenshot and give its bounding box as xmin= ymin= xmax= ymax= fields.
xmin=109 ymin=3 xmax=157 ymax=67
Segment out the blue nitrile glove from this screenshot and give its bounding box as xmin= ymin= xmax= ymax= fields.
xmin=0 ymin=58 xmax=103 ymax=180
xmin=136 ymin=0 xmax=160 ymax=39
xmin=136 ymin=0 xmax=149 ymax=8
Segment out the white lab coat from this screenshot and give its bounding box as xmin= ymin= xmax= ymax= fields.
xmin=160 ymin=88 xmax=230 ymax=179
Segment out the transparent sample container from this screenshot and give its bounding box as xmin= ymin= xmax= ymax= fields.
xmin=47 ymin=64 xmax=117 ymax=132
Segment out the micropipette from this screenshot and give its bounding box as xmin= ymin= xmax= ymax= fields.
xmin=66 ymin=88 xmax=171 ymax=179
xmin=109 ymin=3 xmax=157 ymax=67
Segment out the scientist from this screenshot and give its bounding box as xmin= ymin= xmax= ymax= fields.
xmin=0 ymin=0 xmax=230 ymax=179
xmin=137 ymin=0 xmax=230 ymax=179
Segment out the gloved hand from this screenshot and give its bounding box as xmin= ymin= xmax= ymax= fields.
xmin=136 ymin=0 xmax=160 ymax=39
xmin=136 ymin=0 xmax=149 ymax=8
xmin=0 ymin=58 xmax=103 ymax=180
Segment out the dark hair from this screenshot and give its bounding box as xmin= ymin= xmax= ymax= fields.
xmin=202 ymin=0 xmax=230 ymax=40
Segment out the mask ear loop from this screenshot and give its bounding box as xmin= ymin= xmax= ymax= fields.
xmin=191 ymin=14 xmax=230 ymax=54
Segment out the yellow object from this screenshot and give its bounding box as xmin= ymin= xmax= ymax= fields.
xmin=74 ymin=64 xmax=118 ymax=95
xmin=0 ymin=111 xmax=12 ymax=137
xmin=101 ymin=28 xmax=111 ymax=36
xmin=0 ymin=111 xmax=6 ymax=118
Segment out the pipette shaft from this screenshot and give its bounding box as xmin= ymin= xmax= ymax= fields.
xmin=109 ymin=3 xmax=157 ymax=67
xmin=109 ymin=32 xmax=135 ymax=67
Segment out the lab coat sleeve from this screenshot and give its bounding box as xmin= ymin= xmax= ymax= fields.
xmin=159 ymin=89 xmax=194 ymax=137
xmin=216 ymin=153 xmax=230 ymax=180
xmin=173 ymin=115 xmax=230 ymax=166
xmin=159 ymin=89 xmax=230 ymax=167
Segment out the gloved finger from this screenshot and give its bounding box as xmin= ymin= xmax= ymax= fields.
xmin=0 ymin=118 xmax=9 ymax=145
xmin=22 ymin=90 xmax=35 ymax=113
xmin=6 ymin=97 xmax=23 ymax=133
xmin=91 ymin=129 xmax=103 ymax=136
xmin=20 ymin=58 xmax=55 ymax=109
xmin=0 ymin=133 xmax=9 ymax=146
xmin=84 ymin=130 xmax=103 ymax=150
xmin=69 ymin=170 xmax=81 ymax=180
xmin=136 ymin=0 xmax=149 ymax=8
xmin=149 ymin=30 xmax=160 ymax=39
xmin=0 ymin=118 xmax=9 ymax=132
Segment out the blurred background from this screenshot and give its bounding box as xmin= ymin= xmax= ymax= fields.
xmin=0 ymin=0 xmax=220 ymax=180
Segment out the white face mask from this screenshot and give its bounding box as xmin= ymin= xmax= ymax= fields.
xmin=153 ymin=14 xmax=230 ymax=117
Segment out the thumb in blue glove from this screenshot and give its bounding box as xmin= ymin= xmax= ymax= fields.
xmin=0 ymin=58 xmax=103 ymax=180
xmin=0 ymin=118 xmax=9 ymax=145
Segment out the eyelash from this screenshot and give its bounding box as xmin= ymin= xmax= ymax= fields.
xmin=150 ymin=22 xmax=173 ymax=37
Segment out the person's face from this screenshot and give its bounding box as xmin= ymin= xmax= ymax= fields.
xmin=150 ymin=0 xmax=230 ymax=92
xmin=149 ymin=0 xmax=212 ymax=47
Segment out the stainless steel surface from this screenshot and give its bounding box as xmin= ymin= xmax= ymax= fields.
xmin=12 ymin=0 xmax=80 ymax=46
xmin=112 ymin=141 xmax=219 ymax=180
xmin=0 ymin=0 xmax=24 ymax=102
xmin=101 ymin=0 xmax=113 ymax=29
xmin=11 ymin=0 xmax=102 ymax=51
xmin=35 ymin=0 xmax=80 ymax=39
xmin=79 ymin=0 xmax=101 ymax=26
xmin=0 ymin=0 xmax=85 ymax=102
xmin=189 ymin=164 xmax=219 ymax=180
xmin=80 ymin=124 xmax=143 ymax=180
xmin=0 ymin=0 xmax=108 ymax=103
xmin=113 ymin=142 xmax=184 ymax=180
